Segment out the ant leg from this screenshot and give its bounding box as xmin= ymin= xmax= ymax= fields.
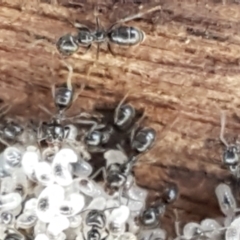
xmin=116 ymin=143 xmax=128 ymax=157
xmin=90 ymin=166 xmax=107 ymax=180
xmin=95 ymin=14 xmax=100 ymax=30
xmin=67 ymin=112 xmax=92 ymax=120
xmin=38 ymin=105 xmax=53 ymax=117
xmin=37 ymin=122 xmax=47 ymax=146
xmin=94 ymin=15 xmax=104 ymax=60
xmin=51 ymin=84 xmax=56 ymax=101
xmin=0 ymin=137 xmax=10 ymax=147
xmin=74 ymin=84 xmax=85 ymax=102
xmin=95 ymin=123 xmax=106 ymax=130
xmin=71 ymin=21 xmax=91 ymax=31
xmin=83 ymin=44 xmax=92 ymax=55
xmin=220 ymin=111 xmax=229 ymax=147
xmin=74 ymin=119 xmax=99 ymax=133
xmin=67 ymin=0 xmax=83 ymax=6
xmin=0 ymin=104 xmax=12 ymax=118
xmin=173 ymin=209 xmax=181 ymax=239
xmin=114 ymin=91 xmax=131 ymax=124
xmin=96 ymin=43 xmax=100 ymax=60
xmin=130 ymin=113 xmax=146 ymax=144
xmin=107 ymin=42 xmax=116 ymax=57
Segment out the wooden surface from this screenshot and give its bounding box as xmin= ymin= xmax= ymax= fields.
xmin=0 ymin=0 xmax=240 ymax=236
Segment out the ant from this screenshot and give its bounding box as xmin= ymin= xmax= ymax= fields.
xmin=219 ymin=111 xmax=240 ymax=176
xmin=0 ymin=103 xmax=38 ymax=147
xmin=57 ymin=5 xmax=161 ymax=59
xmin=140 ymin=183 xmax=178 ymax=229
xmin=113 ymin=92 xmax=156 ymax=154
xmin=37 ymin=63 xmax=101 ymax=158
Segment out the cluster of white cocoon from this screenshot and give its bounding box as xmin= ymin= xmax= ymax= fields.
xmin=174 ymin=183 xmax=240 ymax=240
xmin=0 ymin=144 xmax=167 ymax=240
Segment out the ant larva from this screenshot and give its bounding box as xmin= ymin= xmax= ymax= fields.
xmin=57 ymin=5 xmax=161 ymax=59
xmin=219 ymin=111 xmax=240 ymax=176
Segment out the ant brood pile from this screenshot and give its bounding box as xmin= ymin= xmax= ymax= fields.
xmin=0 ymin=65 xmax=178 ymax=240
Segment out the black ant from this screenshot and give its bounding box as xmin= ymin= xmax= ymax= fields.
xmin=57 ymin=5 xmax=161 ymax=59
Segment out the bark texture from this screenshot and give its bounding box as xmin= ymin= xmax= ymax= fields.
xmin=0 ymin=0 xmax=239 ymax=236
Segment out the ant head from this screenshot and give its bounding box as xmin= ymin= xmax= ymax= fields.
xmin=223 ymin=145 xmax=239 ymax=167
xmin=87 ymin=227 xmax=101 ymax=240
xmin=140 ymin=207 xmax=160 ymax=228
xmin=162 ymin=182 xmax=179 ymax=204
xmin=85 ymin=210 xmax=106 ymax=228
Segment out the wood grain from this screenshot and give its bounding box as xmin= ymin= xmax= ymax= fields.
xmin=0 ymin=0 xmax=240 ymax=236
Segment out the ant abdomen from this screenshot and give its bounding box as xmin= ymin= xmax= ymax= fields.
xmin=54 ymin=84 xmax=74 ymax=112
xmin=109 ymin=26 xmax=145 ymax=46
xmin=114 ymin=104 xmax=136 ymax=130
xmin=56 ymin=34 xmax=79 ymax=56
xmin=131 ymin=127 xmax=156 ymax=153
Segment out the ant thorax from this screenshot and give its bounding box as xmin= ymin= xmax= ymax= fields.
xmin=76 ymin=28 xmax=94 ymax=46
xmin=93 ymin=30 xmax=107 ymax=43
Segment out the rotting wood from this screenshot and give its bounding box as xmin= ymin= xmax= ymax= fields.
xmin=1 ymin=0 xmax=240 ymax=236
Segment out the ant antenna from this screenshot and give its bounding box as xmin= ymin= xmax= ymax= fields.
xmin=109 ymin=5 xmax=161 ymax=30
xmin=220 ymin=111 xmax=229 ymax=147
xmin=78 ymin=205 xmax=121 ymax=216
xmin=130 ymin=112 xmax=146 ymax=144
xmin=61 ymin=61 xmax=73 ymax=91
